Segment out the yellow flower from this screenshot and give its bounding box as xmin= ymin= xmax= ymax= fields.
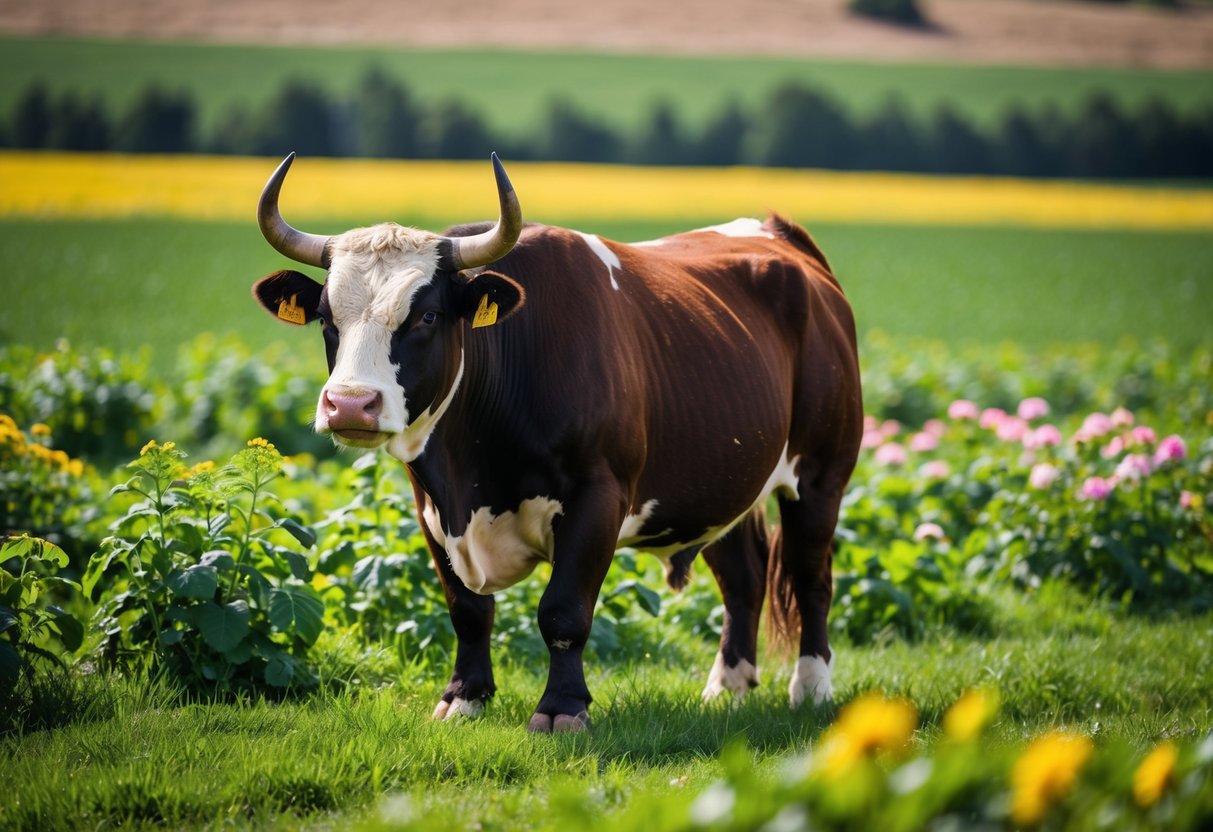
xmin=140 ymin=439 xmax=158 ymax=456
xmin=247 ymin=437 xmax=275 ymax=450
xmin=815 ymin=692 xmax=918 ymax=778
xmin=30 ymin=422 xmax=52 ymax=436
xmin=161 ymin=441 xmax=177 ymax=452
xmin=67 ymin=458 xmax=85 ymax=478
xmin=943 ymin=688 xmax=1000 ymax=743
xmin=1010 ymin=731 xmax=1093 ymax=825
xmin=186 ymin=460 xmax=216 ymax=478
xmin=1133 ymin=741 xmax=1177 ymax=808
xmin=51 ymin=449 xmax=70 ymax=470
xmin=0 ymin=413 xmax=16 ymax=431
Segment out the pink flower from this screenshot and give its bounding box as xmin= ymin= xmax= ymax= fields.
xmin=920 ymin=460 xmax=951 ymax=479
xmin=996 ymin=417 xmax=1028 ymax=443
xmin=980 ymin=408 xmax=1008 ymax=430
xmin=880 ymin=419 xmax=902 ymax=438
xmin=1100 ymin=435 xmax=1125 ymax=459
xmin=1115 ymin=453 xmax=1153 ymax=481
xmin=1081 ymin=412 xmax=1115 ymax=439
xmin=923 ymin=418 xmax=947 ymax=438
xmin=1017 ymin=397 xmax=1050 ymax=421
xmin=1129 ymin=426 xmax=1157 ymax=446
xmin=1029 ymin=463 xmax=1060 ymax=490
xmin=1180 ymin=490 xmax=1203 ymax=510
xmin=861 ymin=429 xmax=884 ymax=450
xmin=875 ymin=443 xmax=907 ymax=466
xmin=1078 ymin=476 xmax=1115 ymax=501
xmin=909 ymin=432 xmax=939 ymax=453
xmin=1154 ymin=434 xmax=1186 ymax=464
xmin=948 ymin=400 xmax=980 ymax=421
xmin=1111 ymin=407 xmax=1135 ymax=427
xmin=864 ymin=415 xmax=879 ymax=432
xmin=913 ymin=522 xmax=946 ymax=542
xmin=1023 ymin=425 xmax=1062 ymax=450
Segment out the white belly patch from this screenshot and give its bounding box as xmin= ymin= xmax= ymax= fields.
xmin=427 ymin=498 xmax=564 ymax=595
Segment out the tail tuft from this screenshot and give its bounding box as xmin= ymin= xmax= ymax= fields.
xmin=765 ymin=524 xmax=802 ymax=653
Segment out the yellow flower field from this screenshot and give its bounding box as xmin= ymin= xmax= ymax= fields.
xmin=2 ymin=151 xmax=1212 ymax=230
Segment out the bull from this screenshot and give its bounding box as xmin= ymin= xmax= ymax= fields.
xmin=251 ymin=153 xmax=862 ymax=732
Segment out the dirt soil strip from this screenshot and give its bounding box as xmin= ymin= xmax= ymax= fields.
xmin=1 ymin=0 xmax=1212 ymax=69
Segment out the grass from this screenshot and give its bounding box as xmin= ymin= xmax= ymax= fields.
xmin=1 ymin=37 xmax=1211 ymax=137
xmin=3 ymin=219 xmax=1211 ymax=365
xmin=4 ymin=586 xmax=1211 ymax=830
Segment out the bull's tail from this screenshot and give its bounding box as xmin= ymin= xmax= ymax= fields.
xmin=764 ymin=524 xmax=801 ymax=653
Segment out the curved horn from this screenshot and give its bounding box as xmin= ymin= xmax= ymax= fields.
xmin=440 ymin=153 xmax=523 ymax=271
xmin=258 ymin=153 xmax=332 ymax=269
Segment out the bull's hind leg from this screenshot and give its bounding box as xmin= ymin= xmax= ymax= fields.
xmin=701 ymin=510 xmax=769 ymax=701
xmin=772 ymin=479 xmax=847 ymax=707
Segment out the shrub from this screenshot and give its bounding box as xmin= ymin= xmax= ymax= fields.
xmin=1 ymin=535 xmax=84 ymax=731
xmin=85 ymin=439 xmax=324 ymax=696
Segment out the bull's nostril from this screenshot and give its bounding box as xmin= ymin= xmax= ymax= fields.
xmin=321 ymin=390 xmax=338 ymax=417
xmin=364 ymin=392 xmax=384 ymax=417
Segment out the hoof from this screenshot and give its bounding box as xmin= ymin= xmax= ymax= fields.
xmin=789 ymin=654 xmax=834 ymax=708
xmin=432 ymin=697 xmax=485 ymax=721
xmin=526 ymin=710 xmax=590 ymax=733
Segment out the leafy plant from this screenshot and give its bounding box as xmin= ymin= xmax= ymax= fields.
xmin=1 ymin=534 xmax=84 ymax=729
xmin=85 ymin=439 xmax=324 ymax=695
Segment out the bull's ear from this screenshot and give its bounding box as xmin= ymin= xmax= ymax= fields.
xmin=454 ymin=270 xmax=525 ymax=329
xmin=252 ymin=270 xmax=323 ymax=326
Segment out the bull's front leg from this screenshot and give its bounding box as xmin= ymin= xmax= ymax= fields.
xmin=424 ymin=535 xmax=497 ymax=720
xmin=527 ymin=482 xmax=624 ymax=733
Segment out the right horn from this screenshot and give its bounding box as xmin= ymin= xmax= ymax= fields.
xmin=257 ymin=153 xmax=332 ymax=269
xmin=439 ymin=153 xmax=523 ymax=271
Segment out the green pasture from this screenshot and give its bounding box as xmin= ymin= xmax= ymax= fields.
xmin=2 ymin=36 xmax=1211 ymax=138
xmin=4 ymin=587 xmax=1211 ymax=830
xmin=3 ymin=218 xmax=1211 ymax=365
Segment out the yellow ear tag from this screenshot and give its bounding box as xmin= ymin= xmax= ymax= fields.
xmin=472 ymin=294 xmax=499 ymax=329
xmin=277 ymin=293 xmax=306 ymax=325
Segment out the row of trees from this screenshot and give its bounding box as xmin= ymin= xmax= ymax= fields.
xmin=5 ymin=69 xmax=1212 ymax=179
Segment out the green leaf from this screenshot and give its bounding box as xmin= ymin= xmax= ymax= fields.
xmin=277 ymin=518 xmax=316 ymax=549
xmin=0 ymin=607 xmax=17 ymax=635
xmin=199 ymin=551 xmax=235 ymax=571
xmin=268 ymin=583 xmax=325 ymax=645
xmin=195 ymin=601 xmax=250 ymax=652
xmin=159 ymin=628 xmax=183 ymax=646
xmin=167 ymin=564 xmax=218 ymax=599
xmin=0 ymin=641 xmax=22 ymax=685
xmin=283 ymin=551 xmax=311 ymax=582
xmin=0 ymin=535 xmax=35 ymax=562
xmin=264 ymin=651 xmax=296 ymax=687
xmin=47 ymin=606 xmax=83 ymax=652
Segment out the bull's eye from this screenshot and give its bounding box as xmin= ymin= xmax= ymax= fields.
xmin=421 ymin=310 xmax=438 ymax=325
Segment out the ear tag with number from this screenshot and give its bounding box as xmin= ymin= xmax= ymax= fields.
xmin=277 ymin=293 xmax=307 ymax=325
xmin=472 ymin=294 xmax=499 ymax=329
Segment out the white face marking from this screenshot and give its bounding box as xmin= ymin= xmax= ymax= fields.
xmin=316 ymin=224 xmax=443 ymax=440
xmin=440 ymin=498 xmax=564 ymax=595
xmin=574 ymin=231 xmax=622 ymax=290
xmin=789 ymin=654 xmax=834 ymax=707
xmin=386 ymin=350 xmax=464 ymax=463
xmin=695 ymin=218 xmax=774 ymax=239
xmin=702 ymin=653 xmax=758 ymax=701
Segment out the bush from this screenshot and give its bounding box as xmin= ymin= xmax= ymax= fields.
xmin=85 ymin=439 xmax=324 ymax=696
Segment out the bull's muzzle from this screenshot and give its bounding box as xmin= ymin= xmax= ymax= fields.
xmin=320 ymin=387 xmax=386 ymax=446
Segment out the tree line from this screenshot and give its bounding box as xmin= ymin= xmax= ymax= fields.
xmin=5 ymin=69 xmax=1212 ymax=179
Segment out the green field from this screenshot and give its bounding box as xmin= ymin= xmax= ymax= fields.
xmin=4 ymin=586 xmax=1211 ymax=831
xmin=4 ymin=219 xmax=1211 ymax=364
xmin=2 ymin=37 xmax=1211 ymax=138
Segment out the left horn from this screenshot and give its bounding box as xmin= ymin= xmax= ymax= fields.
xmin=440 ymin=153 xmax=522 ymax=271
xmin=258 ymin=152 xmax=332 ymax=269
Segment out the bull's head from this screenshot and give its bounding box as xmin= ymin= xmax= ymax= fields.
xmin=251 ymin=153 xmax=525 ymax=462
